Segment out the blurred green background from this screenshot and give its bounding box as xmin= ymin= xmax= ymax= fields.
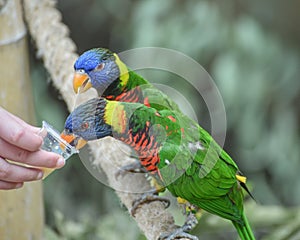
xmin=29 ymin=0 xmax=300 ymax=239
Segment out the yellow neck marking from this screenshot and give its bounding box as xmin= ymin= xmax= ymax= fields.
xmin=236 ymin=174 xmax=247 ymax=184
xmin=114 ymin=53 xmax=129 ymax=87
xmin=104 ymin=101 xmax=126 ymax=134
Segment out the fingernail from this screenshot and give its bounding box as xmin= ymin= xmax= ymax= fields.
xmin=37 ymin=171 xmax=44 ymax=180
xmin=56 ymin=157 xmax=65 ymax=168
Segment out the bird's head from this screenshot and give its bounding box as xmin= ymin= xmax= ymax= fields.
xmin=60 ymin=98 xmax=112 ymax=150
xmin=73 ymin=48 xmax=127 ymax=94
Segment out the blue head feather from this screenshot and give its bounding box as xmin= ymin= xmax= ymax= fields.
xmin=74 ymin=48 xmax=120 ymax=94
xmin=64 ymin=98 xmax=112 ymax=141
xmin=64 ymin=115 xmax=74 ymax=134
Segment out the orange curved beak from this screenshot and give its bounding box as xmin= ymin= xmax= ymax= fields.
xmin=60 ymin=131 xmax=88 ymax=150
xmin=73 ymin=71 xmax=92 ymax=94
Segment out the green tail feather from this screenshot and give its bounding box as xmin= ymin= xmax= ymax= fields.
xmin=232 ymin=212 xmax=255 ymax=240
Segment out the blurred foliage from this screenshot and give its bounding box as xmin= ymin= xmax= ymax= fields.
xmin=28 ymin=0 xmax=300 ymax=239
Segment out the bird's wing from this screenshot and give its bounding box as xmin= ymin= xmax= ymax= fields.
xmin=140 ymin=86 xmax=181 ymax=111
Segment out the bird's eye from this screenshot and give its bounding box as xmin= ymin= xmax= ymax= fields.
xmin=96 ymin=63 xmax=105 ymax=71
xmin=77 ymin=69 xmax=85 ymax=74
xmin=81 ymin=122 xmax=89 ymax=129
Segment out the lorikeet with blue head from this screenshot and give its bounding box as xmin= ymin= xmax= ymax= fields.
xmin=72 ymin=48 xmax=180 ymax=111
xmin=61 ymin=97 xmax=255 ymax=240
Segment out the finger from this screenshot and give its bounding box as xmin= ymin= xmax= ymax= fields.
xmin=0 ymin=181 xmax=23 ymax=190
xmin=0 ymin=111 xmax=43 ymax=151
xmin=0 ymin=138 xmax=65 ymax=168
xmin=0 ymin=157 xmax=43 ymax=182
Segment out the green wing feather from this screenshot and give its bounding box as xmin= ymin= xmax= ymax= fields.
xmin=120 ymin=69 xmax=181 ymax=111
xmin=127 ymin=105 xmax=255 ymax=239
xmin=141 ymin=86 xmax=181 ymax=111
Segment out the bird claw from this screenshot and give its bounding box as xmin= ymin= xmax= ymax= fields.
xmin=115 ymin=160 xmax=147 ymax=179
xmin=131 ymin=192 xmax=170 ymax=217
xmin=159 ymin=213 xmax=199 ymax=240
xmin=159 ymin=229 xmax=199 ymax=240
xmin=183 ymin=213 xmax=198 ymax=232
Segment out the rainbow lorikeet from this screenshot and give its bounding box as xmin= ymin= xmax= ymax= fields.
xmin=72 ymin=48 xmax=180 ymax=111
xmin=61 ymin=97 xmax=255 ymax=240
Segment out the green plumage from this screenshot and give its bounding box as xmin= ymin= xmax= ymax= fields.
xmin=122 ymin=102 xmax=242 ymax=220
xmin=63 ymin=98 xmax=255 ymax=240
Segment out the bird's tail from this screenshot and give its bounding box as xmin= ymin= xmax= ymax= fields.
xmin=232 ymin=212 xmax=255 ymax=240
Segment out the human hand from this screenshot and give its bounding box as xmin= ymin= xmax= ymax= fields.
xmin=0 ymin=107 xmax=65 ymax=190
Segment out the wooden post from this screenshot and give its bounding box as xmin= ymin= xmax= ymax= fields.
xmin=0 ymin=0 xmax=44 ymax=239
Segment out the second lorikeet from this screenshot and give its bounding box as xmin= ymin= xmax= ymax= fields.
xmin=72 ymin=48 xmax=180 ymax=111
xmin=61 ymin=97 xmax=255 ymax=240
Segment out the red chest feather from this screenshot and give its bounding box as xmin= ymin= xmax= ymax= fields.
xmin=119 ymin=127 xmax=160 ymax=173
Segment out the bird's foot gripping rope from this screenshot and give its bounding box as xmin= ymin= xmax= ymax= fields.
xmin=131 ymin=190 xmax=170 ymax=217
xmin=159 ymin=213 xmax=199 ymax=240
xmin=115 ymin=159 xmax=147 ymax=179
